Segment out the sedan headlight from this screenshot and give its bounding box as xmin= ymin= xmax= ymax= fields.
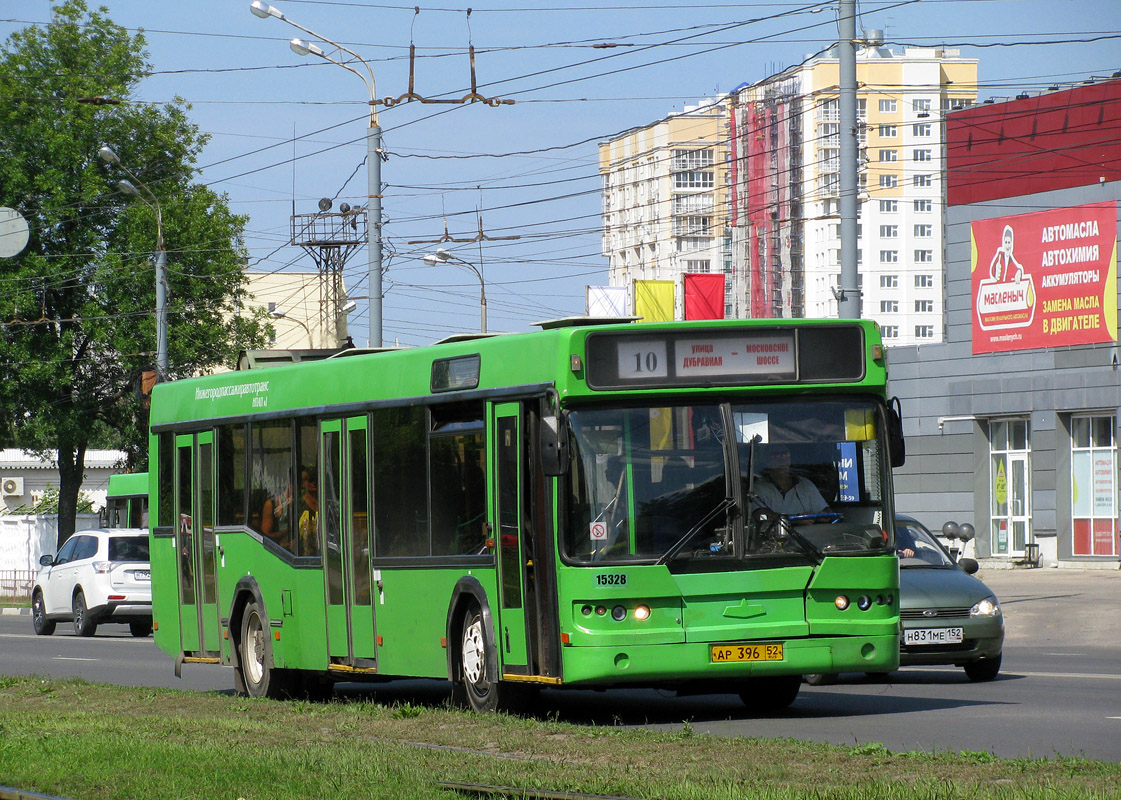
xmin=970 ymin=595 xmax=1001 ymax=617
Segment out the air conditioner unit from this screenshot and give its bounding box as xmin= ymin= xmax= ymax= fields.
xmin=2 ymin=476 xmax=24 ymax=496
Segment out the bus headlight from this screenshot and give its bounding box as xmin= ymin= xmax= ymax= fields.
xmin=835 ymin=595 xmax=850 ymax=611
xmin=857 ymin=595 xmax=873 ymax=611
xmin=611 ymin=605 xmax=627 ymax=621
xmin=971 ymin=596 xmax=1001 ymax=617
xmin=633 ymin=605 xmax=651 ymax=621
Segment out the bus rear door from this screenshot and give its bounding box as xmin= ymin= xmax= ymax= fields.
xmin=174 ymin=431 xmax=220 ymax=655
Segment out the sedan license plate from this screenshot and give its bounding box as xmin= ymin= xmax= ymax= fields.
xmin=711 ymin=643 xmax=783 ymax=663
xmin=904 ymin=627 xmax=963 ymax=645
xmin=132 ymin=570 xmax=151 ymax=581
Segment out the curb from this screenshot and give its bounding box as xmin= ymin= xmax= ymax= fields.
xmin=1 ymin=607 xmax=29 ymax=616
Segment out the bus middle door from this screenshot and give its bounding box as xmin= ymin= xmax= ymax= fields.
xmin=491 ymin=403 xmax=531 ymax=672
xmin=321 ymin=417 xmax=377 ymax=668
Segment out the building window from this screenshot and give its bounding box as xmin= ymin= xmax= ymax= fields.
xmin=684 ymin=259 xmax=711 ymax=273
xmin=913 ymin=149 xmax=933 ymax=162
xmin=673 ymin=194 xmax=714 ymax=214
xmin=879 ymin=250 xmax=898 ymax=264
xmin=1071 ymin=415 xmax=1119 ymax=557
xmin=913 ymin=98 xmax=932 ymax=112
xmin=674 ymin=171 xmax=714 ymax=189
xmin=676 ymin=237 xmax=710 ymax=252
xmin=672 ymin=148 xmax=713 ymax=170
xmin=913 ymin=174 xmax=933 ymax=187
xmin=915 ymin=299 xmax=934 ymax=312
xmin=879 ymin=200 xmax=898 ymax=213
xmin=879 ymin=225 xmax=898 ymax=238
xmin=914 ymin=224 xmax=933 ymax=238
xmin=914 ymin=325 xmax=934 ymax=338
xmin=912 ymin=123 xmax=932 ymax=137
xmin=915 ymin=273 xmax=934 ymax=288
xmin=914 ymin=249 xmax=934 ymax=263
xmin=989 ymin=419 xmax=1031 ymax=557
xmin=879 ymin=99 xmax=897 ymax=113
xmin=880 ymin=300 xmax=898 ymax=313
xmin=914 ymin=199 xmax=933 ymax=212
xmin=880 ymin=274 xmax=898 ymax=289
xmin=879 ymin=174 xmax=899 ymax=189
xmin=674 ymin=216 xmax=713 ymax=236
xmin=878 ymin=124 xmax=897 ymax=138
xmin=879 ymin=149 xmax=898 ymax=162
xmin=881 ymin=325 xmax=898 ymax=338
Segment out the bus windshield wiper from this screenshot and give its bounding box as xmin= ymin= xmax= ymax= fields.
xmin=656 ymin=497 xmax=735 ymax=566
xmin=776 ymin=517 xmax=824 ymax=565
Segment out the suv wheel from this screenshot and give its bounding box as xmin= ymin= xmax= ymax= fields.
xmin=72 ymin=591 xmax=98 ymax=637
xmin=32 ymin=591 xmax=55 ymax=636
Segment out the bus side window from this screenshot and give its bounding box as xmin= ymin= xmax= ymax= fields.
xmin=373 ymin=406 xmax=428 ymax=557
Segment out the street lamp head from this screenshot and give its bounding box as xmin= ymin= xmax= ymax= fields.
xmin=115 ymin=179 xmax=140 ymax=197
xmin=97 ymin=145 xmax=120 ymax=166
xmin=435 ymin=247 xmax=453 ymax=262
xmin=290 ymin=38 xmax=324 ymax=57
xmin=270 ymin=309 xmax=287 ymax=319
xmin=340 ymin=300 xmax=357 ymax=314
xmin=422 ymin=253 xmax=441 ymax=267
xmin=249 ymin=1 xmax=284 ymax=20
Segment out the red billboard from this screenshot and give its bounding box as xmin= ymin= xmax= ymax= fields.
xmin=971 ymin=202 xmax=1118 ymax=354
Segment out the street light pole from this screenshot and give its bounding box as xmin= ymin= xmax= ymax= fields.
xmin=270 ymin=309 xmax=314 ymax=348
xmin=97 ymin=146 xmax=169 ymax=382
xmin=250 ymin=1 xmax=383 ymax=347
xmin=424 ymin=248 xmax=487 ymax=333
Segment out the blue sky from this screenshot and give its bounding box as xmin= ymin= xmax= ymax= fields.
xmin=3 ymin=0 xmax=1120 ymax=347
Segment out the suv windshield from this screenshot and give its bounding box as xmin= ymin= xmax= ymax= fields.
xmin=563 ymin=398 xmax=894 ymax=565
xmin=108 ymin=536 xmax=149 ymax=562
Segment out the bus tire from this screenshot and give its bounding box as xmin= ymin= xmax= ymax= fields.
xmin=738 ymin=675 xmax=801 ymax=714
xmin=459 ymin=606 xmax=499 ymax=712
xmin=238 ymin=600 xmax=296 ymax=699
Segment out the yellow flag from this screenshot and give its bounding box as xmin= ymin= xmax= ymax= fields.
xmin=634 ymin=280 xmax=675 ymax=322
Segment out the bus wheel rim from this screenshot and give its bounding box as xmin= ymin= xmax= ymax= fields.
xmin=246 ymin=614 xmax=265 ymax=684
xmin=462 ymin=617 xmax=485 ymax=685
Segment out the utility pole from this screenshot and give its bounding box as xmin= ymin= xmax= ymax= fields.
xmin=837 ymin=0 xmax=861 ymax=319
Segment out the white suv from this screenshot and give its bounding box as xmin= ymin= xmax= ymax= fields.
xmin=31 ymin=528 xmax=152 ymax=637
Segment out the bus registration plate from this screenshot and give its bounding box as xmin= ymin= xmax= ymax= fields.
xmin=711 ymin=643 xmax=783 ymax=663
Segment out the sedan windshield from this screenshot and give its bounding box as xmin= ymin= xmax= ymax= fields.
xmin=895 ymin=518 xmax=956 ymax=568
xmin=563 ymin=399 xmax=894 ymax=564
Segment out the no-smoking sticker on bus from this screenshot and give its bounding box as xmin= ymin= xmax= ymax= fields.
xmin=590 ymin=521 xmax=608 ymax=541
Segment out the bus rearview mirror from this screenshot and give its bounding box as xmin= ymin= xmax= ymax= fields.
xmin=540 ymin=414 xmax=569 ymax=476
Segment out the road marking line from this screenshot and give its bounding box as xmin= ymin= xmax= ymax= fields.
xmin=54 ymin=657 xmax=97 ymax=662
xmin=1017 ymin=671 xmax=1121 ymax=681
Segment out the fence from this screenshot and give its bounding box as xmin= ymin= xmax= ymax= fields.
xmin=0 ymin=513 xmax=100 ymax=576
xmin=0 ymin=569 xmax=35 ymax=603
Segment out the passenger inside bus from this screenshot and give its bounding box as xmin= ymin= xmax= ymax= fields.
xmin=298 ymin=467 xmax=319 ymax=556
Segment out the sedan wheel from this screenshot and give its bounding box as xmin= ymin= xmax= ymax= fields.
xmin=964 ymin=654 xmax=1001 ymax=681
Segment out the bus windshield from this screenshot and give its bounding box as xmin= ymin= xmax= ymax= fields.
xmin=564 ymin=398 xmax=893 ymax=564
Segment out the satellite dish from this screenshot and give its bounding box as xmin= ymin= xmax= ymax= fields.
xmin=339 ymin=202 xmax=351 ymax=214
xmin=318 ymin=197 xmax=332 ymax=212
xmin=0 ymin=207 xmax=30 ymax=258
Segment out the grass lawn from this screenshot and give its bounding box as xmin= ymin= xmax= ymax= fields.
xmin=0 ymin=676 xmax=1118 ymax=800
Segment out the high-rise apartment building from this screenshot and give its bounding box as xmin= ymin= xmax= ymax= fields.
xmin=599 ymin=100 xmax=730 ymax=315
xmin=728 ymin=46 xmax=977 ymax=343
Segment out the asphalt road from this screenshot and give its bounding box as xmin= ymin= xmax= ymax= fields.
xmin=2 ymin=566 xmax=1119 ymax=760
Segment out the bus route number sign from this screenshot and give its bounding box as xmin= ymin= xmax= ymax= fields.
xmin=710 ymin=643 xmax=784 ymax=663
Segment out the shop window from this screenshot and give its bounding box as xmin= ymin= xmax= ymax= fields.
xmin=1071 ymin=415 xmax=1119 ymax=557
xmin=989 ymin=419 xmax=1031 ymax=556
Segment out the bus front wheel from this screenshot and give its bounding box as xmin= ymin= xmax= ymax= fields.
xmin=460 ymin=607 xmax=499 ymax=712
xmin=238 ymin=600 xmax=297 ymax=699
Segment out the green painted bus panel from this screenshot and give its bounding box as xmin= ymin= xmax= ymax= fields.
xmin=215 ymin=531 xmax=329 ymax=670
xmin=107 ymin=472 xmax=148 ymax=500
xmin=805 ymin=554 xmax=900 ymax=639
xmin=675 ymin=567 xmax=815 ymax=642
xmin=373 ymin=567 xmax=498 ymax=679
xmin=557 ymin=633 xmax=899 ymax=686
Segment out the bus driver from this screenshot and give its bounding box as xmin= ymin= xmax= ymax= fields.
xmin=751 ymin=444 xmax=829 ymax=517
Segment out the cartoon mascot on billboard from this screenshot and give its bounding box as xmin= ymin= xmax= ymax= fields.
xmin=976 ymin=224 xmax=1036 ymax=330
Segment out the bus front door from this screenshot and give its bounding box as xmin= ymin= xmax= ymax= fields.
xmin=175 ymin=431 xmax=220 ymax=655
xmin=321 ymin=417 xmax=377 ymax=668
xmin=492 ymin=403 xmax=531 ymax=672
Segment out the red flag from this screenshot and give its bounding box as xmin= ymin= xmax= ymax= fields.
xmin=683 ymin=273 xmax=725 ymax=320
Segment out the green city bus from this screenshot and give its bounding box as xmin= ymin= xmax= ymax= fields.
xmin=103 ymin=472 xmax=149 ymax=529
xmin=148 ymin=318 xmax=904 ymax=712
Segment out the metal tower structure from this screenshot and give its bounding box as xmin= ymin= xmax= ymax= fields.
xmin=290 ymin=200 xmax=367 ymax=347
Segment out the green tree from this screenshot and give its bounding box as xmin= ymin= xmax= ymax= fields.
xmin=0 ymin=1 xmax=272 ymax=546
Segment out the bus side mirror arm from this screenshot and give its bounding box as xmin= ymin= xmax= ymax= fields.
xmin=540 ymin=414 xmax=569 ymax=477
xmin=888 ymin=396 xmax=906 ymax=468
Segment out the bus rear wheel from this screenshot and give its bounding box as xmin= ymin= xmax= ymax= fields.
xmin=738 ymin=675 xmax=801 ymax=714
xmin=238 ymin=600 xmax=297 ymax=699
xmin=460 ymin=608 xmax=499 ymax=712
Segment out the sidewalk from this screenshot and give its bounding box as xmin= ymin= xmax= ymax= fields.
xmin=977 ymin=566 xmax=1121 ymax=647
